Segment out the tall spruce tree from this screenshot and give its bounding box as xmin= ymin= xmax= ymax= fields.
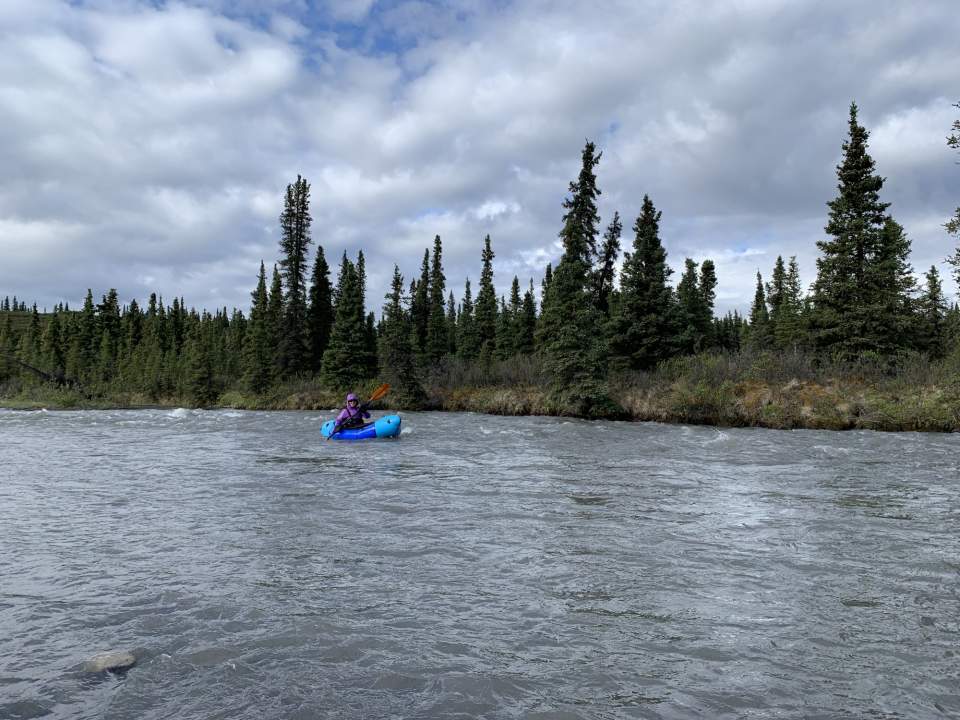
xmin=495 ymin=296 xmax=512 ymax=360
xmin=767 ymin=256 xmax=804 ymax=349
xmin=445 ymin=291 xmax=457 ymax=356
xmin=698 ymin=259 xmax=717 ymax=348
xmin=475 ymin=235 xmax=498 ymax=358
xmin=425 ymin=235 xmax=448 ymax=363
xmin=307 ymin=245 xmax=333 ymax=373
xmin=593 ymin=211 xmax=622 ymax=315
xmin=746 ymin=271 xmax=771 ymax=350
xmin=244 ymin=262 xmax=274 ymax=393
xmin=536 ymin=141 xmax=614 ymax=415
xmin=411 ymin=249 xmax=430 ymax=354
xmin=917 ymin=265 xmax=948 ymax=358
xmin=607 ymin=195 xmax=675 ymax=371
xmin=518 ymin=279 xmax=537 ymax=355
xmin=457 ymin=278 xmax=479 ymax=359
xmin=379 ymin=265 xmax=426 ymax=407
xmin=267 ymin=265 xmax=284 ymax=374
xmin=321 ymin=254 xmax=372 ymax=387
xmin=811 ymin=102 xmax=914 ymax=359
xmin=277 ymin=175 xmax=312 ymax=375
xmin=675 ymin=259 xmax=707 ymax=355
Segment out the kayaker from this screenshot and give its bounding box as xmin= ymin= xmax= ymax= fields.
xmin=335 ymin=392 xmax=370 ymax=429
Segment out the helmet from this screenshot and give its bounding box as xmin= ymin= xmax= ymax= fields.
xmin=346 ymin=393 xmax=358 ymax=403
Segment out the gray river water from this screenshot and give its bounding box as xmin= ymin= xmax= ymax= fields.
xmin=0 ymin=409 xmax=958 ymax=719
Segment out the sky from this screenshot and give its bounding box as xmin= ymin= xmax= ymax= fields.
xmin=1 ymin=0 xmax=958 ymax=316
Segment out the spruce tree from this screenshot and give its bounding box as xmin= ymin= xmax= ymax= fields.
xmin=457 ymin=278 xmax=479 ymax=359
xmin=698 ymin=259 xmax=717 ymax=348
xmin=768 ymin=256 xmax=804 ymax=349
xmin=425 ymin=235 xmax=448 ymax=363
xmin=97 ymin=290 xmax=121 ymax=382
xmin=518 ymin=280 xmax=537 ymax=355
xmin=411 ymin=249 xmax=430 ymax=354
xmin=277 ymin=175 xmax=312 ymax=375
xmin=445 ymin=290 xmax=457 ymax=356
xmin=475 ymin=235 xmax=498 ymax=357
xmin=307 ymin=245 xmax=333 ymax=373
xmin=321 ymin=255 xmax=371 ymax=388
xmin=811 ymin=102 xmax=913 ymax=359
xmin=867 ymin=217 xmax=917 ymax=355
xmin=607 ymin=195 xmax=676 ymax=371
xmin=42 ymin=310 xmax=64 ymax=372
xmin=508 ymin=276 xmax=523 ymax=356
xmin=593 ymin=211 xmax=621 ymax=315
xmin=244 ymin=262 xmax=274 ymax=393
xmin=747 ymin=271 xmax=771 ymax=349
xmin=917 ymin=265 xmax=947 ymax=358
xmin=76 ymin=290 xmax=98 ymax=381
xmin=536 ymin=141 xmax=614 ymax=416
xmin=379 ymin=265 xmax=426 ymax=407
xmin=267 ymin=265 xmax=284 ymax=374
xmin=183 ymin=321 xmax=218 ymax=406
xmin=495 ymin=296 xmax=512 ymax=360
xmin=674 ymin=259 xmax=706 ymax=355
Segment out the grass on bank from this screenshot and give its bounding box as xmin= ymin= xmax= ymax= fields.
xmin=3 ymin=350 xmax=959 ymax=432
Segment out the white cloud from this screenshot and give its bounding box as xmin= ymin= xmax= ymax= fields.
xmin=0 ymin=0 xmax=958 ymax=315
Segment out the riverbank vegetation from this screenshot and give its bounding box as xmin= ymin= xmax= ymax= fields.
xmin=3 ymin=102 xmax=960 ymax=431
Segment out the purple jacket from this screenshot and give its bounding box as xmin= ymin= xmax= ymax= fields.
xmin=335 ymin=393 xmax=370 ymax=424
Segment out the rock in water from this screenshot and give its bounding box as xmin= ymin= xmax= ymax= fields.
xmin=83 ymin=651 xmax=136 ymax=673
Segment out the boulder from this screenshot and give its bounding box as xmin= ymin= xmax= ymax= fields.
xmin=83 ymin=651 xmax=136 ymax=673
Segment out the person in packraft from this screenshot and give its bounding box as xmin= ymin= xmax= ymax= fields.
xmin=335 ymin=392 xmax=370 ymax=429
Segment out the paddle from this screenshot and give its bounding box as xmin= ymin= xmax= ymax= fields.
xmin=327 ymin=383 xmax=390 ymax=439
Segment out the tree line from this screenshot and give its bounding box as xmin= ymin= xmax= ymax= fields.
xmin=2 ymin=102 xmax=959 ymax=410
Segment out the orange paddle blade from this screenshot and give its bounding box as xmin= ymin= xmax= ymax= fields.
xmin=367 ymin=383 xmax=390 ymax=403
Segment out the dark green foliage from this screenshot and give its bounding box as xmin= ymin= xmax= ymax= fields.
xmin=698 ymin=259 xmax=717 ymax=348
xmin=917 ymin=265 xmax=948 ymax=358
xmin=379 ymin=265 xmax=426 ymax=408
xmin=425 ymin=235 xmax=448 ymax=363
xmin=607 ymin=195 xmax=676 ymax=371
xmin=277 ymin=175 xmax=312 ymax=375
xmin=675 ymin=259 xmax=709 ymax=355
xmin=42 ymin=311 xmax=64 ymax=372
xmin=75 ymin=290 xmax=97 ymax=381
xmin=445 ymin=291 xmax=457 ymax=356
xmin=321 ymin=254 xmax=374 ymax=388
xmin=456 ymin=278 xmax=479 ymax=359
xmin=183 ymin=321 xmax=218 ymax=406
xmin=536 ymin=141 xmax=615 ymax=415
xmin=307 ymin=245 xmax=333 ymax=373
xmin=518 ymin=280 xmax=536 ymax=356
xmin=411 ymin=249 xmax=430 ymax=354
xmin=593 ymin=211 xmax=621 ymax=314
xmin=475 ymin=235 xmax=498 ymax=357
xmin=811 ymin=103 xmax=916 ymax=359
xmin=767 ymin=256 xmax=803 ymax=349
xmin=495 ymin=296 xmax=511 ymax=361
xmin=746 ymin=271 xmax=771 ymax=349
xmin=714 ymin=311 xmax=745 ymax=352
xmin=244 ymin=262 xmax=275 ymax=393
xmin=267 ymin=265 xmax=284 ymax=368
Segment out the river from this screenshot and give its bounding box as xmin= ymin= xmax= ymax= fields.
xmin=0 ymin=409 xmax=957 ymax=719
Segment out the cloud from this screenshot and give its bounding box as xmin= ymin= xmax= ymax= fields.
xmin=0 ymin=0 xmax=958 ymax=318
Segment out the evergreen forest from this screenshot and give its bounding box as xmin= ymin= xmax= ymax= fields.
xmin=3 ymin=103 xmax=960 ymax=429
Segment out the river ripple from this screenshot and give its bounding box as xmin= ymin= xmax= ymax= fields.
xmin=0 ymin=409 xmax=958 ymax=719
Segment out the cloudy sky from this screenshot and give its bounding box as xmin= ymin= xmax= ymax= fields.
xmin=1 ymin=0 xmax=958 ymax=316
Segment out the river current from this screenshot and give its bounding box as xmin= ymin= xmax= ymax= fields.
xmin=0 ymin=409 xmax=958 ymax=719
